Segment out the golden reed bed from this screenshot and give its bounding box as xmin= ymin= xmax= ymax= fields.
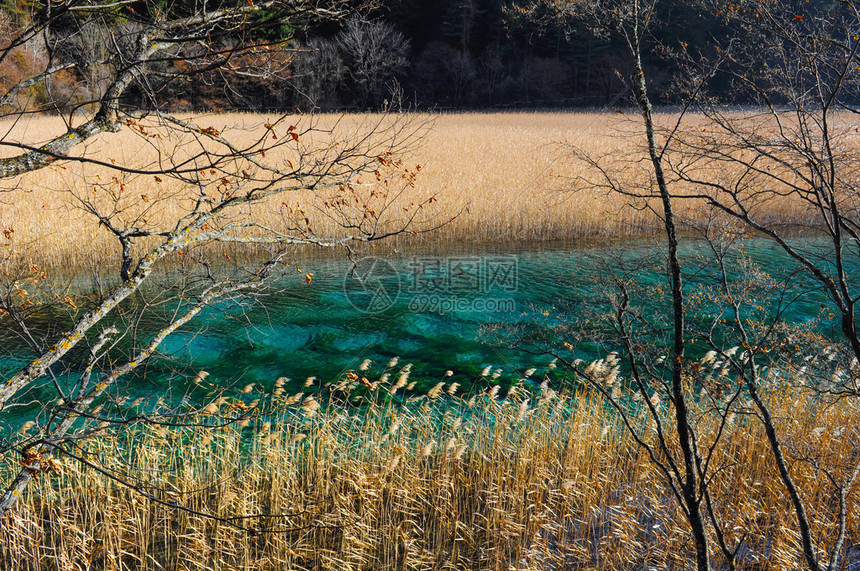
xmin=0 ymin=111 xmax=823 ymax=270
xmin=2 ymin=374 xmax=857 ymax=570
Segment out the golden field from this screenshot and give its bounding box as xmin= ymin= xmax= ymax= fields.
xmin=1 ymin=361 xmax=857 ymax=570
xmin=0 ymin=110 xmax=822 ymax=271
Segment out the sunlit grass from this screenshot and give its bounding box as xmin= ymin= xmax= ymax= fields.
xmin=2 ymin=358 xmax=857 ymax=570
xmin=0 ymin=111 xmax=825 ymax=271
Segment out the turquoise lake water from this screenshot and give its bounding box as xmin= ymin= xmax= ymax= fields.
xmin=133 ymin=237 xmax=838 ymax=394
xmin=0 ymin=236 xmax=845 ymax=408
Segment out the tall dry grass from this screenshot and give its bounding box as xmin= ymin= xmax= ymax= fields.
xmin=0 ymin=111 xmax=826 ymax=271
xmin=2 ymin=361 xmax=858 ymax=570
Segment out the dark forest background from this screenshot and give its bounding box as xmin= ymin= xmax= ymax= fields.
xmin=276 ymin=0 xmax=733 ymax=111
xmin=0 ymin=0 xmax=834 ymax=112
xmin=240 ymin=0 xmax=728 ymax=111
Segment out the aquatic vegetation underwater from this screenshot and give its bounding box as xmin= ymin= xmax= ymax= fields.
xmin=2 ymin=354 xmax=858 ymax=570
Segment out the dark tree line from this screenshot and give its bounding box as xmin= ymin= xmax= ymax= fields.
xmin=0 ymin=0 xmax=839 ymax=111
xmin=285 ymin=0 xmax=740 ymax=110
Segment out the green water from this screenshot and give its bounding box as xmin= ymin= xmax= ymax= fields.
xmin=130 ymin=237 xmax=838 ymax=392
xmin=0 ymin=237 xmax=844 ymax=405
